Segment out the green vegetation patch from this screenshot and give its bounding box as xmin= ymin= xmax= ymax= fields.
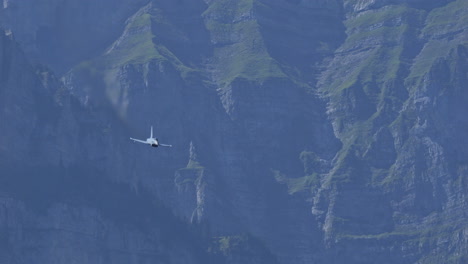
xmin=203 ymin=0 xmax=254 ymax=21
xmin=320 ymin=5 xmax=420 ymax=185
xmin=345 ymin=5 xmax=412 ymax=30
xmin=175 ymin=159 xmax=205 ymax=186
xmin=327 ymin=29 xmax=407 ymax=95
xmin=273 ymin=170 xmax=320 ymax=195
xmin=370 ymin=167 xmax=391 ymax=185
xmin=362 ymin=45 xmax=403 ymax=86
xmin=70 ymin=4 xmax=200 ymax=99
xmin=342 ymin=25 xmax=408 ymax=50
xmin=407 ymin=0 xmax=467 ymax=86
xmin=324 ymin=5 xmax=423 ymax=95
xmin=204 ymin=0 xmax=286 ymax=87
xmin=208 ymin=20 xmax=286 ymax=87
xmin=325 ymin=115 xmax=385 ymax=186
xmin=210 ymin=233 xmax=278 ymax=263
xmin=217 ymin=235 xmax=246 ymax=254
xmin=103 ymin=12 xmax=162 ymax=66
xmin=423 ymin=0 xmax=468 ymax=36
xmin=71 ymin=9 xmax=162 ymax=75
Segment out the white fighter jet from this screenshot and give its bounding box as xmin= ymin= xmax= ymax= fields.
xmin=130 ymin=126 xmax=172 ymax=148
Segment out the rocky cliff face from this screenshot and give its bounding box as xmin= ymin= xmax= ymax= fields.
xmin=0 ymin=31 xmax=277 ymax=264
xmin=0 ymin=0 xmax=466 ymax=263
xmin=0 ymin=30 xmax=196 ymax=263
xmin=313 ymin=1 xmax=467 ymax=263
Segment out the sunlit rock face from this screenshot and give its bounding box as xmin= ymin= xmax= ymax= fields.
xmin=1 ymin=0 xmax=467 ymax=263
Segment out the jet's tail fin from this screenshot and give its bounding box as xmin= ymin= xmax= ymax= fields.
xmin=150 ymin=126 xmax=153 ymax=138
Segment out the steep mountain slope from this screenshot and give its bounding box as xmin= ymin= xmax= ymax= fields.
xmin=64 ymin=1 xmax=345 ymax=262
xmin=0 ymin=0 xmax=466 ymax=263
xmin=313 ymin=0 xmax=468 ymax=263
xmin=0 ymin=30 xmax=278 ymax=264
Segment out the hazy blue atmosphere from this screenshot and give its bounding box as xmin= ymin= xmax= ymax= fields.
xmin=0 ymin=0 xmax=466 ymax=263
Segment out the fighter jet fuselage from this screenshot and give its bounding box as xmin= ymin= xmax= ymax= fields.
xmin=130 ymin=126 xmax=172 ymax=148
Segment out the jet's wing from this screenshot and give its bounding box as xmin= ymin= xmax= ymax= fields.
xmin=159 ymin=143 xmax=172 ymax=147
xmin=130 ymin=138 xmax=148 ymax=144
